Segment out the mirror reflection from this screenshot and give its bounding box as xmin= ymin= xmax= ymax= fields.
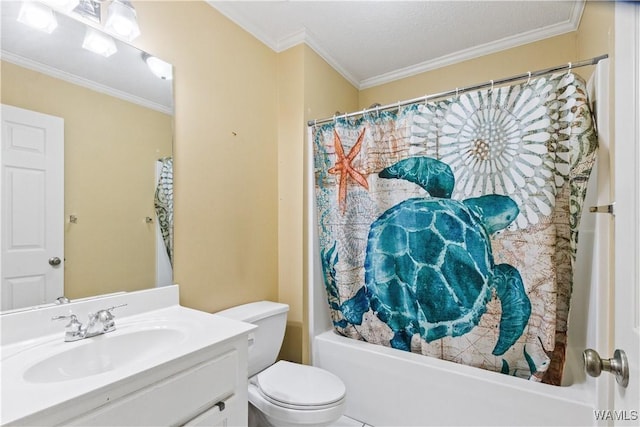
xmin=1 ymin=1 xmax=174 ymax=311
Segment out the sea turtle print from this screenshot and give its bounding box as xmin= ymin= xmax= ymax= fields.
xmin=341 ymin=156 xmax=532 ymax=356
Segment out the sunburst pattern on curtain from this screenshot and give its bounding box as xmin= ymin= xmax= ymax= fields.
xmin=155 ymin=157 xmax=173 ymax=266
xmin=412 ymin=76 xmax=586 ymax=231
xmin=312 ymin=72 xmax=597 ymax=384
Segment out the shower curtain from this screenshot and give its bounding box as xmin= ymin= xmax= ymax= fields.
xmin=155 ymin=157 xmax=173 ymax=266
xmin=311 ymin=71 xmax=597 ymax=384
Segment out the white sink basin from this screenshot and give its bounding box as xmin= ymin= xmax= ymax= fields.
xmin=1 ymin=288 xmax=256 ymax=427
xmin=23 ymin=327 xmax=187 ymax=383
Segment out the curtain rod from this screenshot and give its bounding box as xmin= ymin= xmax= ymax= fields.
xmin=307 ymin=54 xmax=608 ymax=127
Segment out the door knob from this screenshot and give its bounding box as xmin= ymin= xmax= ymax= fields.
xmin=583 ymin=348 xmax=629 ymax=387
xmin=48 ymin=257 xmax=62 ymax=266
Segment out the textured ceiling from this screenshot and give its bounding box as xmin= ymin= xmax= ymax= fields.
xmin=208 ymin=1 xmax=584 ymax=89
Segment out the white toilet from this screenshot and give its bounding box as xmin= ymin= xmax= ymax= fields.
xmin=216 ymin=301 xmax=346 ymax=427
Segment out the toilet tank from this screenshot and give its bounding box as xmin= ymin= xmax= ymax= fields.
xmin=216 ymin=301 xmax=288 ymax=377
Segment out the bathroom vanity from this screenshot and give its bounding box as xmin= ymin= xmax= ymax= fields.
xmin=0 ymin=285 xmax=255 ymax=426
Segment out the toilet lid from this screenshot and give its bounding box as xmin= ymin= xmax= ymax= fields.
xmin=256 ymin=361 xmax=346 ymax=408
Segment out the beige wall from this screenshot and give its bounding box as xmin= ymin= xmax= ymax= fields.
xmin=276 ymin=44 xmax=358 ymax=363
xmin=133 ymin=1 xmax=612 ymax=363
xmin=1 ymin=61 xmax=172 ymax=299
xmin=5 ymin=0 xmax=612 ymax=363
xmin=577 ymin=1 xmax=614 ymax=75
xmin=303 ymin=45 xmax=360 ymax=122
xmin=276 ymin=45 xmax=306 ymax=362
xmin=135 ymin=3 xmax=357 ymax=361
xmin=132 ymin=1 xmax=280 ymax=312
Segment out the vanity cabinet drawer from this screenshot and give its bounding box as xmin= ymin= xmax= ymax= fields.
xmin=65 ymin=349 xmax=238 ymax=426
xmin=183 ymin=395 xmax=238 ymax=427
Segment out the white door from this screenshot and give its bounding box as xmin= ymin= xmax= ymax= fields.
xmin=1 ymin=104 xmax=64 ymax=311
xmin=612 ymin=2 xmax=640 ymax=422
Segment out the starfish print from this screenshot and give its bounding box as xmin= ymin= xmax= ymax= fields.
xmin=328 ymin=128 xmax=369 ymax=213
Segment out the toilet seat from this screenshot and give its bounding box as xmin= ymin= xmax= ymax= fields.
xmin=255 ymin=361 xmax=346 ymax=410
xmin=248 ymin=361 xmax=346 ymax=426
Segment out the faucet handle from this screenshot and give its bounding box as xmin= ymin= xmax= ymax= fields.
xmin=100 ymin=303 xmax=127 ymax=320
xmin=88 ymin=304 xmax=127 ymax=321
xmin=55 ymin=296 xmax=70 ymax=304
xmin=52 ymin=313 xmax=84 ymax=341
xmin=94 ymin=304 xmax=127 ymax=332
xmin=52 ymin=312 xmax=79 ymax=325
xmin=105 ymin=303 xmax=127 ymax=313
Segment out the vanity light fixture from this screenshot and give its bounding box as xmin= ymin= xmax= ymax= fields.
xmin=40 ymin=0 xmax=80 ymax=13
xmin=104 ymin=0 xmax=140 ymax=42
xmin=72 ymin=0 xmax=101 ymax=23
xmin=143 ymin=53 xmax=173 ymax=80
xmin=82 ymin=26 xmax=117 ymax=57
xmin=17 ymin=1 xmax=58 ymax=34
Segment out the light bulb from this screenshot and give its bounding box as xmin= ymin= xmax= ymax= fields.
xmin=105 ymin=1 xmax=140 ymax=42
xmin=82 ymin=27 xmax=117 ymax=58
xmin=17 ymin=2 xmax=58 ymax=33
xmin=145 ymin=55 xmax=173 ymax=80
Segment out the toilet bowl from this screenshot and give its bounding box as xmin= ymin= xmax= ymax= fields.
xmin=249 ymin=360 xmax=345 ymax=426
xmin=216 ymin=301 xmax=346 ymax=427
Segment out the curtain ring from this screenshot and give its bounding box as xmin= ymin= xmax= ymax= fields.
xmin=489 ymin=80 xmax=494 ymax=92
xmin=314 ymin=119 xmax=317 ymax=127
xmin=526 ymin=71 xmax=532 ymax=85
xmin=567 ymin=62 xmax=572 ymax=75
xmin=455 ymin=87 xmax=459 ymax=99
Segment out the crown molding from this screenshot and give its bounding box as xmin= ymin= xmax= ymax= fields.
xmin=301 ymin=31 xmax=360 ymax=88
xmin=207 ymin=1 xmax=279 ymax=51
xmin=272 ymin=28 xmax=361 ymax=89
xmin=359 ymin=2 xmax=585 ymax=89
xmin=275 ymin=28 xmax=306 ymax=52
xmin=208 ymin=1 xmax=585 ymax=90
xmin=207 ymin=1 xmax=360 ymax=87
xmin=2 ymin=50 xmax=173 ymax=115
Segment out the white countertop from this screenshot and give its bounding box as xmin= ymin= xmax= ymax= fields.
xmin=0 ymin=285 xmax=255 ymax=425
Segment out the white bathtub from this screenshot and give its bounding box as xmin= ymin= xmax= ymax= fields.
xmin=313 ymin=330 xmax=596 ymax=426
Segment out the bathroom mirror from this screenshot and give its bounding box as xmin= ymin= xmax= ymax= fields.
xmin=0 ymin=1 xmax=174 ymax=311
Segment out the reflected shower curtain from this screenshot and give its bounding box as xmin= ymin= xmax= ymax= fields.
xmin=155 ymin=157 xmax=173 ymax=266
xmin=311 ymin=72 xmax=597 ymax=384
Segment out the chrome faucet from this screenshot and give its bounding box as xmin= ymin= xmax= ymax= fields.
xmin=52 ymin=304 xmax=127 ymax=342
